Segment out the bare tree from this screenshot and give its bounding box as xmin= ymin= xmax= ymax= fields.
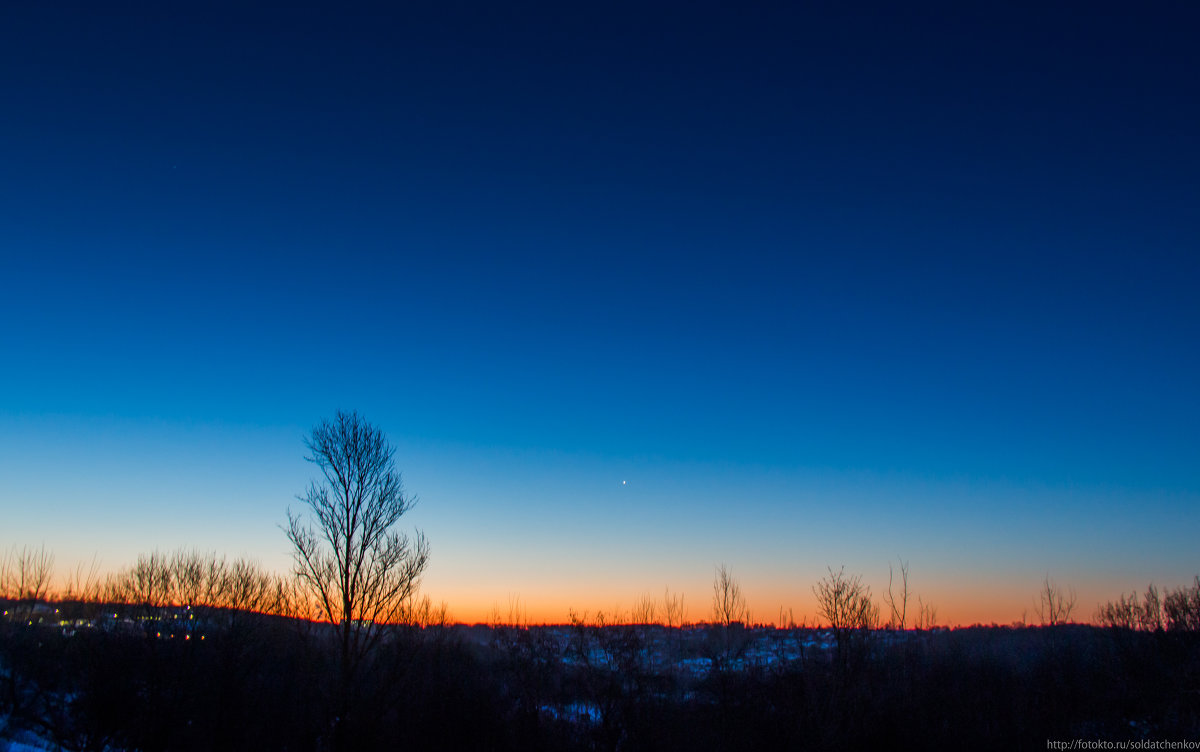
xmin=63 ymin=554 xmax=103 ymax=606
xmin=491 ymin=593 xmax=529 ymax=629
xmin=403 ymin=594 xmax=449 ymax=629
xmin=712 ymin=563 xmax=748 ymax=626
xmin=663 ymin=586 xmax=685 ymax=629
xmin=813 ymin=566 xmax=878 ymax=668
xmin=632 ymin=592 xmax=657 ymax=625
xmin=225 ymin=557 xmax=274 ymax=613
xmin=914 ymin=596 xmax=938 ymax=630
xmin=113 ymin=551 xmax=173 ymax=617
xmin=285 ymin=411 xmax=430 ymax=692
xmin=170 ymin=549 xmax=210 ymax=607
xmin=1163 ymin=577 xmax=1200 ymax=632
xmin=1097 ymin=585 xmax=1158 ymax=631
xmin=1037 ymin=575 xmax=1076 ymax=626
xmin=663 ymin=586 xmax=687 ymax=664
xmin=1 ymin=545 xmax=55 ymax=622
xmin=883 ymin=557 xmax=910 ymax=630
xmin=1137 ymin=583 xmax=1163 ymax=631
xmin=1097 ymin=579 xmax=1200 ymax=632
xmin=814 ymin=566 xmax=878 ymax=633
xmin=1095 ymin=590 xmax=1139 ymax=629
xmin=709 ymin=564 xmax=749 ymax=671
xmin=10 ymin=545 xmax=55 ymax=603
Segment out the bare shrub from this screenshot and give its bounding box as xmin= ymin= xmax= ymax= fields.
xmin=883 ymin=557 xmax=910 ymax=630
xmin=1163 ymin=577 xmax=1200 ymax=632
xmin=1096 ymin=591 xmax=1139 ymax=629
xmin=632 ymin=592 xmax=656 ymax=625
xmin=11 ymin=545 xmax=55 ymax=602
xmin=663 ymin=586 xmax=686 ymax=629
xmin=712 ymin=563 xmax=748 ymax=626
xmin=814 ymin=566 xmax=878 ymax=633
xmin=62 ymin=555 xmax=103 ymax=603
xmin=914 ymin=596 xmax=938 ymax=630
xmin=813 ymin=566 xmax=878 ymax=669
xmin=110 ymin=551 xmax=173 ymax=614
xmin=1037 ymin=576 xmax=1076 ymax=626
xmin=1099 ymin=578 xmax=1200 ymax=632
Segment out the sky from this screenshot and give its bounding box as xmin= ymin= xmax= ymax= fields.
xmin=1 ymin=2 xmax=1198 ymax=626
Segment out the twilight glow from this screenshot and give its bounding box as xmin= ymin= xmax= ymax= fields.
xmin=1 ymin=3 xmax=1197 ymax=627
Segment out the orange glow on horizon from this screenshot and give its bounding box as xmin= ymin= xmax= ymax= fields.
xmin=27 ymin=555 xmax=1188 ymax=629
xmin=432 ymin=591 xmax=1070 ymax=628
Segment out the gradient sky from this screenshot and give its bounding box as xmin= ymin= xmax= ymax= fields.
xmin=2 ymin=3 xmax=1198 ymax=625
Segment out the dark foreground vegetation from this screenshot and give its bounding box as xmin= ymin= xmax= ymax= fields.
xmin=3 ymin=598 xmax=1199 ymax=752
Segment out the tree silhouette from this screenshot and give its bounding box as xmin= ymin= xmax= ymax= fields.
xmin=1037 ymin=576 xmax=1076 ymax=626
xmin=285 ymin=410 xmax=429 ymax=744
xmin=712 ymin=564 xmax=747 ymax=627
xmin=709 ymin=564 xmax=749 ymax=671
xmin=3 ymin=545 xmax=54 ymax=617
xmin=883 ymin=557 xmax=910 ymax=630
xmin=813 ymin=566 xmax=878 ymax=670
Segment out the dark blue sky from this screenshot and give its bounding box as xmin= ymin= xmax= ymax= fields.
xmin=2 ymin=2 xmax=1197 ymax=621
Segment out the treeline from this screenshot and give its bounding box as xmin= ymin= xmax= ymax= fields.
xmin=4 ymin=596 xmax=1200 ymax=750
xmin=0 ymin=546 xmax=444 ymax=629
xmin=2 ymin=546 xmax=294 ymax=618
xmin=4 ymin=545 xmax=1200 ymax=750
xmin=7 ymin=544 xmax=1200 ymax=632
xmin=1096 ymin=578 xmax=1200 ymax=632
